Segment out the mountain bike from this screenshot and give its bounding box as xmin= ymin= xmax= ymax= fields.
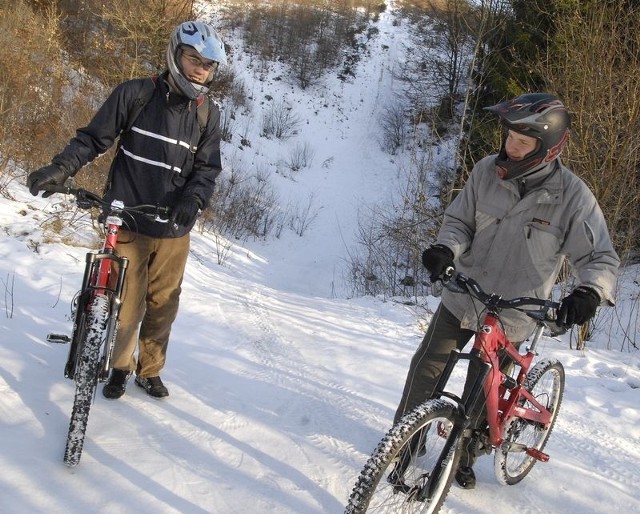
xmin=345 ymin=270 xmax=566 ymax=513
xmin=44 ymin=185 xmax=170 ymax=466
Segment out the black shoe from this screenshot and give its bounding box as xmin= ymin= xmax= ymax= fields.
xmin=135 ymin=375 xmax=169 ymax=398
xmin=455 ymin=466 xmax=476 ymax=489
xmin=103 ymin=369 xmax=131 ymax=399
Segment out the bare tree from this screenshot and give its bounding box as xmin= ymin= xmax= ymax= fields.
xmin=397 ymin=0 xmax=475 ymax=120
xmin=99 ymin=0 xmax=194 ymax=83
xmin=543 ymin=1 xmax=640 ymax=261
xmin=448 ymin=0 xmax=511 ymax=205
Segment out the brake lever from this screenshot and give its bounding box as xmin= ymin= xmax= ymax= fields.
xmin=75 ymin=190 xmax=95 ymax=210
xmin=441 ymin=266 xmax=455 ymax=281
xmin=442 ymin=267 xmax=468 ymax=294
xmin=546 ymin=318 xmax=568 ymax=337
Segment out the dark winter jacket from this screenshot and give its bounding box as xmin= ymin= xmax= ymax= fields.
xmin=437 ymin=156 xmax=620 ymax=341
xmin=51 ymin=71 xmax=222 ymax=238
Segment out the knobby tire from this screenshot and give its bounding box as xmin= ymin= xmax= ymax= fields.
xmin=345 ymin=399 xmax=460 ymax=514
xmin=494 ymin=358 xmax=565 ymax=485
xmin=63 ymin=294 xmax=109 ymax=467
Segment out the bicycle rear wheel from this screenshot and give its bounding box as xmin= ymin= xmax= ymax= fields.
xmin=63 ymin=294 xmax=109 ymax=467
xmin=494 ymin=358 xmax=565 ymax=485
xmin=345 ymin=399 xmax=460 ymax=514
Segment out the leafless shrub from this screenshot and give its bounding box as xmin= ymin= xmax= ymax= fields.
xmin=379 ymin=101 xmax=408 ymax=154
xmin=218 ymin=70 xmax=250 ymax=144
xmin=288 ymin=193 xmax=319 ymax=237
xmin=286 ymin=141 xmax=315 ymax=172
xmin=204 ymin=161 xmax=285 ymax=241
xmin=0 ymin=158 xmax=18 ymax=199
xmin=345 ymin=151 xmax=450 ymax=300
xmin=220 ymin=107 xmax=237 ymax=143
xmin=261 ymin=100 xmax=301 ymax=140
xmin=2 ymin=272 xmax=15 ymax=319
xmin=212 ymin=231 xmax=234 ymax=266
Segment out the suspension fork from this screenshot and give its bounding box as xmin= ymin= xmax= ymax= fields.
xmin=97 ymin=253 xmax=129 ymax=379
xmin=64 ymin=251 xmax=128 ymax=380
xmin=415 ymin=422 xmax=464 ymax=501
xmin=412 ymin=349 xmax=491 ymax=501
xmin=432 ymin=348 xmax=493 ymax=420
xmin=63 ymin=251 xmax=101 ymax=379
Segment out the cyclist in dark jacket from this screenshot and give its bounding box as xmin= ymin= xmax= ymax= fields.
xmin=27 ymin=21 xmax=226 ymax=400
xmin=394 ymin=93 xmax=620 ymax=489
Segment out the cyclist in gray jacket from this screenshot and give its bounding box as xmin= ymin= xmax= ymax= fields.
xmin=394 ymin=93 xmax=620 ymax=489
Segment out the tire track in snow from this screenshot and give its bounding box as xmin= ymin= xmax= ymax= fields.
xmin=237 ymin=287 xmax=392 ymax=489
xmin=553 ymin=416 xmax=640 ymax=490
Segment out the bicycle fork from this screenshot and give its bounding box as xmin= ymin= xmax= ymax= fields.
xmin=389 ymin=350 xmax=491 ymax=502
xmin=51 ymin=251 xmax=128 ymax=381
xmin=99 ymin=262 xmax=127 ymax=381
xmin=414 ymin=349 xmax=492 ymax=502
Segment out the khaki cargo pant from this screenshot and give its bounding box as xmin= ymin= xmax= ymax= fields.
xmin=111 ymin=230 xmax=190 ymax=378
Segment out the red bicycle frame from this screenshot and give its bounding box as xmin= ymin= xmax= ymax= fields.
xmin=94 ymin=205 xmax=125 ymax=294
xmin=474 ymin=313 xmax=553 ymax=460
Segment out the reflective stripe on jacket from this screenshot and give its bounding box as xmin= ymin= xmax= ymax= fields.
xmin=51 ymin=72 xmax=222 ymax=238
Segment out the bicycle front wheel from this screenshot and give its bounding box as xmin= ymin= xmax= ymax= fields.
xmin=63 ymin=294 xmax=109 ymax=467
xmin=494 ymin=358 xmax=565 ymax=485
xmin=345 ymin=399 xmax=460 ymax=514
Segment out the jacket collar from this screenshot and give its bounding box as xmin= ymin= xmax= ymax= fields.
xmin=498 ymin=159 xmax=563 ymax=204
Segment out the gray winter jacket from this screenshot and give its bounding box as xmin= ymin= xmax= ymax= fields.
xmin=437 ymin=155 xmax=619 ymax=341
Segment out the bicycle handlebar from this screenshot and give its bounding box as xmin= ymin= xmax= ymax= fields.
xmin=442 ymin=269 xmax=565 ymax=333
xmin=42 ymin=185 xmax=171 ymax=220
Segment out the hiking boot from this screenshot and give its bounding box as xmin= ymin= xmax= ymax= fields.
xmin=455 ymin=466 xmax=476 ymax=489
xmin=135 ymin=375 xmax=169 ymax=398
xmin=103 ymin=369 xmax=131 ymax=399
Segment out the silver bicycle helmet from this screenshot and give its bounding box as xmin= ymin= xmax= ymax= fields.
xmin=166 ymin=21 xmax=227 ymax=100
xmin=485 ymin=93 xmax=571 ymax=180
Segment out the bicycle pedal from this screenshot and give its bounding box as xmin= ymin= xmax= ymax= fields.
xmin=525 ymin=447 xmax=549 ymax=462
xmin=47 ymin=333 xmax=71 ymax=344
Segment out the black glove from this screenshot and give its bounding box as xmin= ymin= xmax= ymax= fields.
xmin=27 ymin=164 xmax=69 ymax=198
xmin=421 ymin=244 xmax=454 ymax=283
xmin=557 ymin=286 xmax=600 ymax=327
xmin=171 ymin=196 xmax=201 ymax=227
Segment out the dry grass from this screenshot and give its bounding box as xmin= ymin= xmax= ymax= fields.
xmin=0 ymin=0 xmax=102 ymax=175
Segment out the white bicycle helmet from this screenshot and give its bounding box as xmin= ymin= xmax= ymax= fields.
xmin=166 ymin=21 xmax=227 ymax=100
